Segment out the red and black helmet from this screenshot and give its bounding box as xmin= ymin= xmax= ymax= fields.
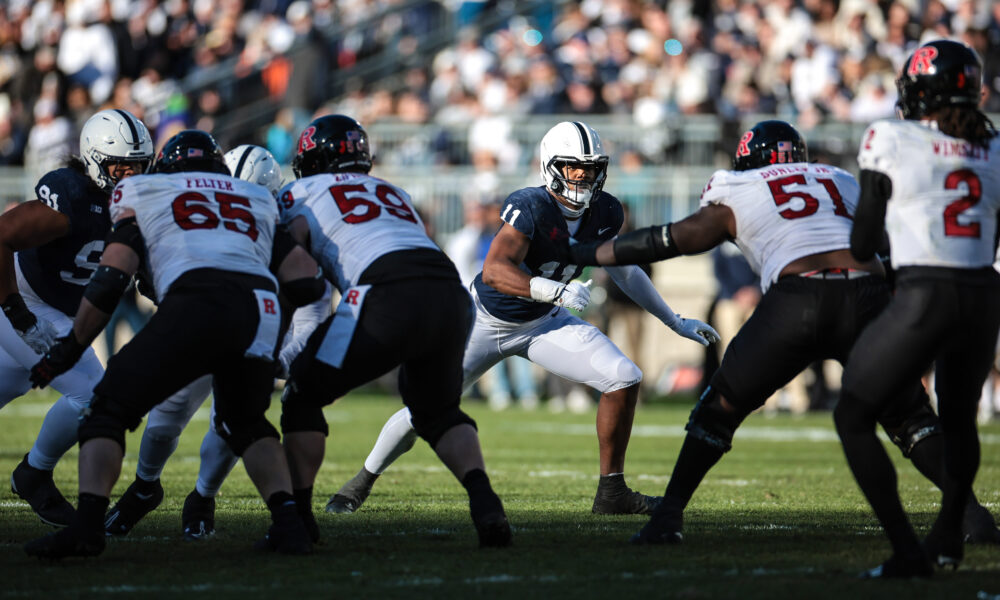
xmin=732 ymin=120 xmax=808 ymax=171
xmin=292 ymin=114 xmax=373 ymax=178
xmin=150 ymin=129 xmax=229 ymax=175
xmin=896 ymin=39 xmax=982 ymax=120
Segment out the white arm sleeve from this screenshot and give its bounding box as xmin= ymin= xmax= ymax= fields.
xmin=278 ymin=281 xmax=334 ymax=374
xmin=605 ymin=265 xmax=680 ymax=328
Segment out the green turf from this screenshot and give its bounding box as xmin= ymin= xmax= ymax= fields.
xmin=2 ymin=389 xmax=999 ymax=599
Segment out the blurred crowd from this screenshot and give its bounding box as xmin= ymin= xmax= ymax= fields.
xmin=1 ymin=0 xmax=999 ymax=183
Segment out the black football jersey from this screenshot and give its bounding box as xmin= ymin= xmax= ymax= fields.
xmin=473 ymin=186 xmax=623 ymax=322
xmin=17 ymin=167 xmax=111 ymax=316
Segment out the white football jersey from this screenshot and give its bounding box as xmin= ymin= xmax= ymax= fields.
xmin=277 ymin=172 xmax=437 ymax=292
xmin=111 ymin=171 xmax=278 ymax=301
xmin=700 ymin=162 xmax=859 ymax=291
xmin=858 ymin=119 xmax=1000 ymax=269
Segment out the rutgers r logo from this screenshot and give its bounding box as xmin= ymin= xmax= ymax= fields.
xmin=263 ymin=298 xmax=277 ymax=315
xmin=908 ymin=47 xmax=938 ymax=76
xmin=298 ymin=126 xmax=317 ymax=152
xmin=736 ymin=131 xmax=753 ymax=157
xmin=345 ymin=290 xmax=360 ymax=305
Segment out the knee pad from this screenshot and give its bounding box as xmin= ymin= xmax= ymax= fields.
xmin=278 ymin=383 xmax=328 ymax=436
xmin=142 ymin=424 xmax=183 ymax=445
xmin=685 ymin=385 xmax=747 ymax=453
xmin=215 ymin=413 xmax=279 ymax=456
xmin=882 ymin=403 xmax=942 ymax=458
xmin=78 ymin=394 xmax=141 ymax=452
xmin=411 ymin=407 xmax=477 ymax=448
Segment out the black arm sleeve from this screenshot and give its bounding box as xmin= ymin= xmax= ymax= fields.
xmin=269 ymin=225 xmax=298 ymax=274
xmin=851 ymin=169 xmax=892 ymax=261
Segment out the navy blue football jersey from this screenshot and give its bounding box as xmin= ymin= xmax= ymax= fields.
xmin=17 ymin=167 xmax=111 ymax=316
xmin=473 ymin=186 xmax=624 ymax=322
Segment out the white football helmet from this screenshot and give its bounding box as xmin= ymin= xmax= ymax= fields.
xmin=79 ymin=109 xmax=154 ymax=190
xmin=224 ymin=144 xmax=283 ymax=198
xmin=539 ymin=121 xmax=609 ymax=218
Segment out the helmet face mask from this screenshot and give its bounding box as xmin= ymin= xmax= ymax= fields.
xmin=80 ymin=109 xmax=153 ymax=190
xmin=896 ymin=40 xmax=982 ymax=120
xmin=292 ymin=115 xmax=372 ymax=178
xmin=151 ymin=130 xmax=229 ymax=175
xmin=224 ymin=145 xmax=283 ymax=197
xmin=539 ymin=121 xmax=609 ymax=218
xmin=732 ymin=120 xmax=808 ymax=171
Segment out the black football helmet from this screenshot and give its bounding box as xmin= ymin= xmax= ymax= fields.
xmin=292 ymin=114 xmax=372 ymax=178
xmin=150 ymin=130 xmax=229 ymax=175
xmin=896 ymin=39 xmax=982 ymax=120
xmin=732 ymin=120 xmax=808 ymax=171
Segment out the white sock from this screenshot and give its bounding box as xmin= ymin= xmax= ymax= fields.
xmin=27 ymin=396 xmax=81 ymax=471
xmin=195 ymin=428 xmax=238 ymax=498
xmin=364 ymin=407 xmax=418 ymax=475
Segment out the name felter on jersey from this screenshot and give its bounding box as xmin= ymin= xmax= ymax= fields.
xmin=277 ymin=172 xmax=438 ymax=293
xmin=18 ymin=167 xmax=111 ymax=316
xmin=858 ymin=119 xmax=1000 ymax=269
xmin=699 ymin=162 xmax=859 ymax=291
xmin=474 ymin=186 xmax=623 ymax=322
xmin=110 ymin=172 xmax=278 ymax=301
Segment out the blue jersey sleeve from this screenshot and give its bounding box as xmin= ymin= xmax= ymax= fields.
xmin=34 ymin=169 xmax=79 ymax=220
xmin=499 ymin=190 xmax=537 ymax=239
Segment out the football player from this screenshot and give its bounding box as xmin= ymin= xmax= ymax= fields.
xmin=23 ymin=130 xmax=325 ymax=558
xmin=838 ymin=40 xmax=1000 ymax=577
xmin=277 ymin=114 xmax=513 ymax=547
xmin=1 ymin=109 xmax=152 ymax=528
xmin=102 ymin=144 xmax=332 ymax=542
xmin=325 ymin=121 xmax=718 ymax=517
xmin=565 ymin=118 xmax=1000 ymax=566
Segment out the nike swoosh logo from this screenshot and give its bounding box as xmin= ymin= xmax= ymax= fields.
xmin=598 ymin=227 xmax=612 ymax=235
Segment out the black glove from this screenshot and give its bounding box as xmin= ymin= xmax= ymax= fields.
xmin=30 ymin=333 xmax=87 ymax=389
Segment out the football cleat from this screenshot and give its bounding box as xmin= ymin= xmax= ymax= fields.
xmin=104 ymin=478 xmax=164 ymax=536
xmin=10 ymin=454 xmax=75 ymax=528
xmin=473 ymin=510 xmax=513 ymax=548
xmin=629 ymin=511 xmax=684 ymax=545
xmin=924 ymin=521 xmax=964 ymax=569
xmin=253 ymin=505 xmax=312 ymax=555
xmin=592 ymin=487 xmax=662 ymax=515
xmin=325 ymin=467 xmax=377 ymax=514
xmin=181 ymin=489 xmax=216 ymax=541
xmin=860 ymin=553 xmax=933 ymax=579
xmin=962 ymin=502 xmax=1000 ymax=544
xmin=24 ymin=527 xmax=105 ymax=560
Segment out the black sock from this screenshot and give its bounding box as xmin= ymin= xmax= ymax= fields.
xmin=77 ymin=493 xmax=110 ymax=533
xmin=293 ymin=486 xmax=313 ymax=512
xmin=133 ymin=476 xmax=160 ymax=495
xmin=596 ymin=473 xmax=628 ymax=497
xmin=266 ymin=491 xmax=296 ymax=515
xmin=662 ymin=433 xmax=726 ymax=512
xmin=462 ymin=469 xmax=502 ymax=518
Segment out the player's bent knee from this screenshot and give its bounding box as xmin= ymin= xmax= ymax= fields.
xmin=685 ymin=385 xmax=746 ymax=452
xmin=78 ymin=397 xmax=133 ymax=452
xmin=881 ymin=404 xmax=941 ymax=457
xmin=279 ymin=387 xmax=329 ymax=436
xmin=217 ymin=416 xmax=279 ymax=456
xmin=412 ymin=408 xmax=477 ymax=448
xmin=142 ymin=424 xmax=184 ymax=444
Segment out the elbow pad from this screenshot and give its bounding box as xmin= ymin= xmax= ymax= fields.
xmin=613 ymin=224 xmax=680 ymax=264
xmin=83 ymin=266 xmax=130 ymax=314
xmin=282 ymin=268 xmax=326 ymax=307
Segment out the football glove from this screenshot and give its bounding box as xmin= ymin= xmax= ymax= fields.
xmin=30 ymin=333 xmax=88 ymax=389
xmin=668 ymin=316 xmax=720 ymax=347
xmin=2 ymin=293 xmax=57 ymax=354
xmin=529 ymin=277 xmax=592 ymax=312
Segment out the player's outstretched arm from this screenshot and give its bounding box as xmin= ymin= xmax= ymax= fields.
xmin=30 ymin=216 xmax=142 ymax=388
xmin=851 ymin=169 xmax=892 ymax=262
xmin=570 ymin=205 xmax=735 ymax=266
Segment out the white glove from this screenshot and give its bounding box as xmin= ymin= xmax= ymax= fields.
xmin=669 ymin=316 xmax=720 ymax=347
xmin=18 ymin=319 xmax=58 ymax=354
xmin=529 ymin=277 xmax=592 ymax=311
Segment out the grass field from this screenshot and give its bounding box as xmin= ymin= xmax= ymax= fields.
xmin=1 ymin=388 xmax=999 ymax=599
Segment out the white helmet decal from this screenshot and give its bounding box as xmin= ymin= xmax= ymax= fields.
xmin=539 ymin=121 xmax=609 ymax=218
xmin=79 ymin=109 xmax=153 ymax=190
xmin=224 ymin=144 xmax=283 ymax=198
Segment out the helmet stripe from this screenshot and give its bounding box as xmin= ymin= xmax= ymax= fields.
xmin=571 ymin=121 xmax=591 ymax=154
xmin=112 ymin=109 xmax=141 ymax=150
xmin=234 ymin=146 xmax=254 ymax=179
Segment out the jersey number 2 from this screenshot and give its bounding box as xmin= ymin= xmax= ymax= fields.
xmin=767 ymin=175 xmax=851 ymax=220
xmin=172 ymin=192 xmax=260 ymax=241
xmin=943 ymin=169 xmax=982 ymax=238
